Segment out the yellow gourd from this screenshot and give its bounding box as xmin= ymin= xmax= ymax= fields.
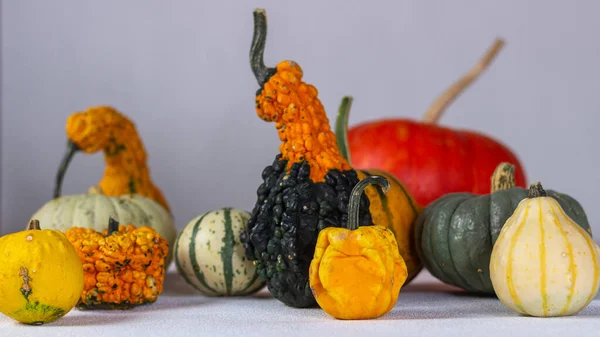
xmin=490 ymin=182 xmax=600 ymax=317
xmin=309 ymin=175 xmax=408 ymax=320
xmin=0 ymin=220 xmax=84 ymax=325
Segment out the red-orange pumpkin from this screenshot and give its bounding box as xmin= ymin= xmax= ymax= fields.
xmin=343 ymin=38 xmax=527 ymax=207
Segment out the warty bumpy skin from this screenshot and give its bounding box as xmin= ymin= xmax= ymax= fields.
xmin=243 ymin=9 xmax=374 ymax=307
xmin=240 ymin=155 xmax=372 ymax=308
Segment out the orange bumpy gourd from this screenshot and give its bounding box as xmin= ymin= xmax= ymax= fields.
xmin=53 ymin=106 xmax=170 ymax=213
xmin=253 ymin=20 xmax=350 ymax=181
xmin=309 ymin=175 xmax=408 ymax=320
xmin=65 ymin=218 xmax=168 ymax=309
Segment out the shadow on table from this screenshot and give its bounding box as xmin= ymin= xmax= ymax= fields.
xmin=43 ymin=313 xmax=133 ymax=327
xmin=402 ymin=280 xmax=499 ymax=299
xmin=161 ymin=269 xmax=200 ymax=297
xmin=402 ymin=280 xmax=470 ymax=295
xmin=161 ymin=268 xmax=273 ymax=300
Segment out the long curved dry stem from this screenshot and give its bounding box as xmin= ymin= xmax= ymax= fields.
xmin=423 ymin=38 xmax=505 ymax=124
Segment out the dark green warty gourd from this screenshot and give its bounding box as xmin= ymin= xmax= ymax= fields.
xmin=239 ymin=9 xmax=373 ymax=308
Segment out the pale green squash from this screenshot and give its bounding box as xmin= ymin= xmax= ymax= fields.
xmin=174 ymin=208 xmax=265 ymax=296
xmin=30 ymin=193 xmax=177 ymax=266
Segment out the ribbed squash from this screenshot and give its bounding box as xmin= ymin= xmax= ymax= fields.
xmin=490 ymin=183 xmax=600 ymax=317
xmin=335 ymin=96 xmax=422 ymax=282
xmin=174 ymin=208 xmax=265 ymax=296
xmin=54 ymin=105 xmax=170 ymax=213
xmin=414 ymin=163 xmax=591 ymax=294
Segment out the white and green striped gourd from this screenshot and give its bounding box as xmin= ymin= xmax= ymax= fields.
xmin=174 ymin=208 xmax=265 ymax=296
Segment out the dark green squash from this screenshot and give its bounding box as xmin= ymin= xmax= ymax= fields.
xmin=414 ymin=162 xmax=592 ymax=294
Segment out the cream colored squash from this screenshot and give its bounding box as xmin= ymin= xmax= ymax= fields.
xmin=490 ymin=182 xmax=600 ymax=317
xmin=30 ymin=194 xmax=177 ymax=266
xmin=174 ymin=208 xmax=265 ymax=296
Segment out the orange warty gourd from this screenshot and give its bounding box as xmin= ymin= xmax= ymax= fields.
xmin=255 ymin=55 xmax=351 ymax=183
xmin=53 ymin=106 xmax=170 ymax=213
xmin=65 ymin=217 xmax=168 ymax=309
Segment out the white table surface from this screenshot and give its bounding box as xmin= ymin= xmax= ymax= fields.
xmin=1 ymin=265 xmax=598 ymax=337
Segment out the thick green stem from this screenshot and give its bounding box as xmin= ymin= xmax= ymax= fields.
xmin=347 ymin=176 xmax=390 ymax=230
xmin=27 ymin=220 xmax=41 ymax=230
xmin=334 ymin=96 xmax=353 ymax=165
xmin=107 ymin=217 xmax=120 ymax=235
xmin=527 ymin=182 xmax=547 ymax=198
xmin=250 ymin=8 xmax=277 ymax=88
xmin=53 ymin=140 xmax=79 ymax=199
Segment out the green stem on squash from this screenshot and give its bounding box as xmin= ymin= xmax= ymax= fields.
xmin=347 ymin=175 xmax=390 ymax=230
xmin=27 ymin=220 xmax=41 ymax=231
xmin=107 ymin=217 xmax=120 ymax=236
xmin=527 ymin=182 xmax=547 ymax=198
xmin=335 ymin=96 xmax=354 ymax=165
xmin=422 ymin=38 xmax=505 ymax=124
xmin=250 ymin=8 xmax=277 ymax=88
xmin=53 ymin=140 xmax=80 ymax=199
xmin=490 ymin=162 xmax=516 ymax=193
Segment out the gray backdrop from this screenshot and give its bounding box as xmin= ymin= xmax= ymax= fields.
xmin=2 ymin=0 xmax=598 ymax=242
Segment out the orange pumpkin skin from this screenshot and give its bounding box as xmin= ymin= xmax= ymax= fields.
xmin=335 ymin=96 xmax=422 ymax=282
xmin=355 ymin=168 xmax=421 ymax=282
xmin=346 ymin=119 xmax=527 ymax=207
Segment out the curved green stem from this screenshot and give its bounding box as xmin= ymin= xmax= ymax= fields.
xmin=335 ymin=96 xmax=353 ymax=165
xmin=347 ymin=175 xmax=390 ymax=230
xmin=250 ymin=8 xmax=277 ymax=88
xmin=53 ymin=140 xmax=79 ymax=199
xmin=27 ymin=219 xmax=41 ymax=230
xmin=107 ymin=217 xmax=120 ymax=236
xmin=527 ymin=182 xmax=547 ymax=198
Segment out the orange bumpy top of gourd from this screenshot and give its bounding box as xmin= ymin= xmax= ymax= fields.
xmin=256 ymin=61 xmax=351 ymax=182
xmin=65 ymin=224 xmax=168 ymax=308
xmin=65 ymin=106 xmax=170 ymax=212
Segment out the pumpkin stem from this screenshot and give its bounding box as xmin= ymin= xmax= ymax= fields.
xmin=490 ymin=162 xmax=516 ymax=192
xmin=422 ymin=38 xmax=505 ymax=124
xmin=527 ymin=182 xmax=547 ymax=198
xmin=347 ymin=175 xmax=390 ymax=230
xmin=334 ymin=96 xmax=354 ymax=165
xmin=250 ymin=8 xmax=277 ymax=88
xmin=107 ymin=217 xmax=120 ymax=236
xmin=27 ymin=219 xmax=41 ymax=231
xmin=53 ymin=140 xmax=80 ymax=199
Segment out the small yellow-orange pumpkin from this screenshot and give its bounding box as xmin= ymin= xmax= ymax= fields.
xmin=309 ymin=175 xmax=408 ymax=320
